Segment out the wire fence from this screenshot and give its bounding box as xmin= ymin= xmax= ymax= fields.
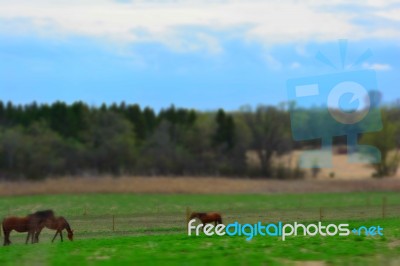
xmin=2 ymin=197 xmax=399 ymax=242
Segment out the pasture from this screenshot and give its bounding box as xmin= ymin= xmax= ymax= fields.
xmin=1 ymin=192 xmax=400 ymax=265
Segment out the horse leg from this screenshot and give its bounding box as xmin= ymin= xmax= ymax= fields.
xmin=34 ymin=232 xmax=39 ymax=243
xmin=51 ymin=232 xmax=57 ymax=243
xmin=60 ymin=231 xmax=63 ymax=242
xmin=52 ymin=231 xmax=59 ymax=243
xmin=3 ymin=229 xmax=10 ymax=246
xmin=33 ymin=231 xmax=39 ymax=244
xmin=2 ymin=227 xmax=6 ymax=246
xmin=30 ymin=230 xmax=36 ymax=244
xmin=35 ymin=226 xmax=44 ymax=243
xmin=26 ymin=231 xmax=31 ymax=244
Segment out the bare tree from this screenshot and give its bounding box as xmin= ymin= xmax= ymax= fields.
xmin=242 ymin=106 xmax=292 ymax=177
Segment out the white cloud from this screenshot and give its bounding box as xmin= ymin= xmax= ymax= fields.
xmin=0 ymin=0 xmax=400 ymax=52
xmin=362 ymin=62 xmax=392 ymax=71
xmin=264 ymin=54 xmax=282 ymax=70
xmin=195 ymin=33 xmax=223 ymax=54
xmin=366 ymin=0 xmax=400 ymax=7
xmin=295 ymin=45 xmax=309 ymax=57
xmin=375 ymin=8 xmax=400 ymax=21
xmin=290 ymin=62 xmax=301 ymax=69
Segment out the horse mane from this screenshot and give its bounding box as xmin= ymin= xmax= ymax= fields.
xmin=65 ymin=222 xmax=72 ymax=233
xmin=30 ymin=209 xmax=55 ymax=219
xmin=59 ymin=216 xmax=72 ymax=233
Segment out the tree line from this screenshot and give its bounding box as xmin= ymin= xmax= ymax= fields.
xmin=0 ymin=101 xmax=398 ymax=180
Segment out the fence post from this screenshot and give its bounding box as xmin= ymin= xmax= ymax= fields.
xmin=186 ymin=207 xmax=191 ymax=231
xmin=382 ymin=197 xmax=387 ymax=218
xmin=112 ymin=215 xmax=115 ymax=232
xmin=186 ymin=207 xmax=191 ymax=221
xmin=319 ymin=207 xmax=323 ymax=221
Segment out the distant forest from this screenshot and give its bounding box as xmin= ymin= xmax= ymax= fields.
xmin=0 ymin=101 xmax=399 ymax=179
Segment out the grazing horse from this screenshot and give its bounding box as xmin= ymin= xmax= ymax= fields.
xmin=35 ymin=216 xmax=73 ymax=242
xmin=189 ymin=212 xmax=222 ymax=225
xmin=2 ymin=209 xmax=55 ymax=246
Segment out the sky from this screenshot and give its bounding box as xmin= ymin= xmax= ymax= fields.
xmin=0 ymin=0 xmax=399 ymax=111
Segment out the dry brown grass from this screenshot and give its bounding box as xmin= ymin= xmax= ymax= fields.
xmin=1 ymin=175 xmax=400 ymax=196
xmin=1 ymin=151 xmax=399 ymax=196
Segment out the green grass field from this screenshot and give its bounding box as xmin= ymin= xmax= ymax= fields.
xmin=1 ymin=192 xmax=400 ymax=265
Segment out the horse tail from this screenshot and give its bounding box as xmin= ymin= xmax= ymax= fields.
xmin=0 ymin=217 xmax=7 ymax=236
xmin=0 ymin=217 xmax=8 ymax=237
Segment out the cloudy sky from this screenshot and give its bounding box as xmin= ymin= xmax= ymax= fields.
xmin=0 ymin=0 xmax=399 ymax=110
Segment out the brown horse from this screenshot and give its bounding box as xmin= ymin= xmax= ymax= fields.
xmin=189 ymin=212 xmax=222 ymax=225
xmin=2 ymin=210 xmax=55 ymax=246
xmin=35 ymin=216 xmax=73 ymax=242
xmin=2 ymin=216 xmax=33 ymax=246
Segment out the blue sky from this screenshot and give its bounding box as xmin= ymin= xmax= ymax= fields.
xmin=0 ymin=0 xmax=399 ymax=111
